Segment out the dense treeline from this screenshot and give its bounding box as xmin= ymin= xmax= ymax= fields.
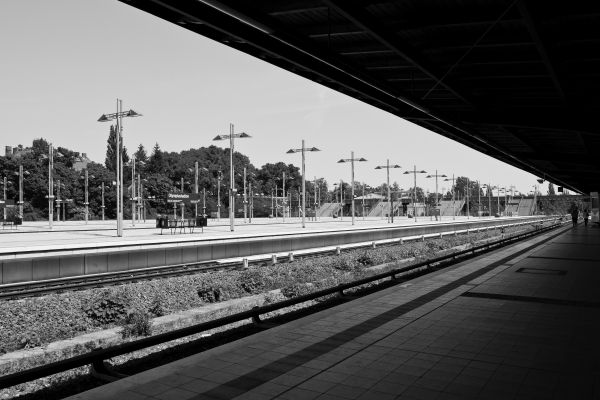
xmin=0 ymin=135 xmax=325 ymax=220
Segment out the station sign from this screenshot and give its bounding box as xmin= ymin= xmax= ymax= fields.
xmin=0 ymin=199 xmax=15 ymax=209
xmin=166 ymin=193 xmax=200 ymax=204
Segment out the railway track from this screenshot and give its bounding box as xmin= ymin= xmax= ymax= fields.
xmin=0 ymin=218 xmax=558 ymax=300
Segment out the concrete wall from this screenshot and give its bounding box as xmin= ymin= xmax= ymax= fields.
xmin=0 ymin=217 xmax=552 ymax=284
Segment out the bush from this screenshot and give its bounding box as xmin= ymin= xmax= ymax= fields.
xmin=84 ymin=292 xmax=128 ymax=325
xmin=120 ymin=310 xmax=152 ymax=338
xmin=281 ymin=283 xmax=314 ymax=299
xmin=197 ymin=285 xmax=228 ymax=303
xmin=149 ymin=295 xmax=166 ymax=317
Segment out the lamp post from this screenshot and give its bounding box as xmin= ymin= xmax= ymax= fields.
xmin=82 ymin=169 xmax=89 ymax=224
xmin=243 ymin=167 xmax=247 ymax=223
xmin=404 ymin=166 xmax=427 ymax=222
xmin=97 ymin=100 xmax=142 ymax=237
xmin=101 ymin=182 xmax=105 ymax=221
xmin=375 ymin=160 xmax=401 ymax=223
xmin=426 ymin=170 xmax=447 ymax=221
xmin=444 ymin=175 xmax=456 ymax=220
xmin=2 ymin=176 xmax=6 ymax=221
xmin=15 ymin=166 xmax=29 ymax=221
xmin=282 ymin=172 xmax=286 ymax=222
xmin=213 ymin=123 xmax=251 ymax=231
xmin=47 ymin=143 xmax=54 ymax=228
xmin=337 ymin=152 xmax=367 ymax=226
xmin=216 ymin=170 xmax=222 ymax=221
xmin=286 ymin=140 xmax=321 ymax=228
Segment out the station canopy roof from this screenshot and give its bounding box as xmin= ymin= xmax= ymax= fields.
xmin=123 ymin=1 xmax=600 ymax=194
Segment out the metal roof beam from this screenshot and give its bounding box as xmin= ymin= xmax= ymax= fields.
xmin=517 ymin=1 xmax=567 ymax=101
xmin=323 ymin=0 xmax=474 ymax=107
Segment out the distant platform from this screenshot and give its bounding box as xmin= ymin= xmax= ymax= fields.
xmin=67 ymin=223 xmax=600 ymax=400
xmin=0 ymin=216 xmax=548 ymax=285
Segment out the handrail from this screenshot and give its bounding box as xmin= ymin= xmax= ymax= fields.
xmin=0 ymin=218 xmax=565 ymax=389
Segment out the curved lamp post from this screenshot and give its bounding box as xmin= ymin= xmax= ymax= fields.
xmin=375 ymin=160 xmax=401 ymax=223
xmin=404 ymin=166 xmax=427 ymax=222
xmin=426 ymin=170 xmax=447 ymax=221
xmin=337 ymin=152 xmax=367 ymax=225
xmin=286 ymin=140 xmax=320 ymax=228
xmin=97 ymin=100 xmax=142 ymax=237
xmin=213 ymin=124 xmax=251 ymax=231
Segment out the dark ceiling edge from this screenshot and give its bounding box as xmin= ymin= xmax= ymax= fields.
xmin=118 ymin=0 xmax=583 ymax=194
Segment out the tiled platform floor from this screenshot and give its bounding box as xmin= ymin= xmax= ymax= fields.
xmin=68 ymin=224 xmax=600 ymax=400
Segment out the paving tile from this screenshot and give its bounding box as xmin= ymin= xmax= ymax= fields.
xmin=153 ymin=387 xmax=198 ymax=400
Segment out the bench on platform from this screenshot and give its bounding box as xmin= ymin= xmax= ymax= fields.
xmin=156 ymin=216 xmax=208 ymax=234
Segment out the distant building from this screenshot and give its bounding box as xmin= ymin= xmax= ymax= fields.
xmin=72 ymin=152 xmax=91 ymax=171
xmin=4 ymin=144 xmax=33 ymax=158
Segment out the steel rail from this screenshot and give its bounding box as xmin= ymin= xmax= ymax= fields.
xmin=0 ymin=217 xmax=567 ymax=389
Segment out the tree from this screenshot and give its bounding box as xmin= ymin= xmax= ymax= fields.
xmin=147 ymin=143 xmax=165 ymax=174
xmin=104 ymin=125 xmax=129 ymax=172
xmin=134 ymin=144 xmax=148 ymax=163
xmin=548 ymin=182 xmax=555 ymax=195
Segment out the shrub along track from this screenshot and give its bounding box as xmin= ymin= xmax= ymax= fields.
xmin=0 ymin=217 xmax=567 ymax=400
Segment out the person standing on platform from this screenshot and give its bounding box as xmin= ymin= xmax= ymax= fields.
xmin=583 ymin=209 xmax=589 ymax=227
xmin=570 ymin=203 xmax=579 ymax=227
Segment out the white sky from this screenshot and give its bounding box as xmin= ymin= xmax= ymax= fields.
xmin=0 ymin=0 xmax=545 ymax=195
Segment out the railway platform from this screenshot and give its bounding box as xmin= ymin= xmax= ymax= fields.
xmin=67 ymin=223 xmax=600 ymax=399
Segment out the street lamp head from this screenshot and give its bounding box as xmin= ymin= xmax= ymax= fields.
xmin=97 ymin=114 xmax=111 ymax=122
xmin=392 ymin=164 xmax=401 ymax=168
xmin=403 ymin=171 xmax=410 ymax=175
xmin=441 ymin=174 xmax=447 ymax=177
xmin=419 ymin=170 xmax=427 ymax=173
xmin=213 ymin=135 xmax=228 ymax=141
xmin=374 ymin=166 xmax=382 ymax=170
xmin=426 ymin=175 xmax=432 ymax=178
xmin=310 ymin=147 xmax=320 ymax=152
xmin=238 ymin=132 xmax=251 ymax=138
xmin=286 ymin=149 xmax=295 ymax=154
xmin=126 ymin=109 xmax=142 ymax=117
xmin=337 ymin=159 xmax=346 ymax=163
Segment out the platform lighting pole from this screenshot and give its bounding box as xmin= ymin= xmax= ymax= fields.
xmin=338 ymin=152 xmax=367 ymax=226
xmin=466 ymin=177 xmax=470 ymax=219
xmin=362 ymin=182 xmax=365 ymax=220
xmin=242 ymin=167 xmax=248 ymax=223
xmin=101 ymin=182 xmax=105 ymax=220
xmin=17 ymin=166 xmax=27 ymax=220
xmin=217 ymin=170 xmax=222 ymax=221
xmin=48 ymin=143 xmax=54 ymax=228
xmin=84 ymin=169 xmax=89 ymax=224
xmin=137 ymin=173 xmax=142 ymax=223
xmin=282 ymin=172 xmax=286 ymax=222
xmin=3 ymin=176 xmax=6 ymax=221
xmin=129 ymin=155 xmax=136 ymax=226
xmin=444 ymin=175 xmax=456 ymax=220
xmin=194 ymin=162 xmax=199 ymax=218
xmin=477 ymin=180 xmax=481 ymax=218
xmin=213 ymin=124 xmax=251 ymax=231
xmin=314 ymin=176 xmax=318 ymax=220
xmin=404 ymin=166 xmax=427 ymax=222
xmin=375 ymin=160 xmax=401 ymax=223
xmin=271 ymin=188 xmax=274 ymax=218
xmin=426 ymin=170 xmax=447 ymax=221
xmin=56 ymin=180 xmax=61 ymax=222
xmin=180 ymin=177 xmax=186 ymax=219
xmin=286 ymin=140 xmax=320 ymax=228
xmin=97 ymin=100 xmax=142 ymax=237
